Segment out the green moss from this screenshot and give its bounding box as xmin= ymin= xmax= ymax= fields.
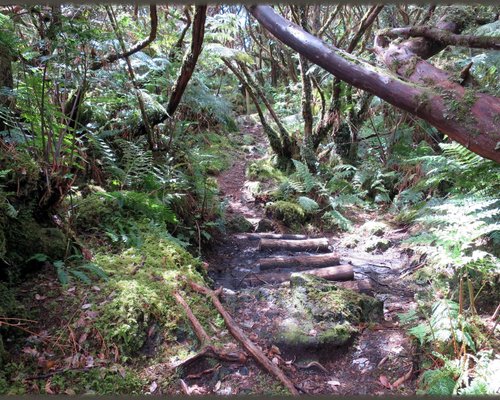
xmin=42 ymin=367 xmax=144 ymax=394
xmin=317 ymin=323 xmax=357 ymax=346
xmin=364 ymin=238 xmax=391 ymax=253
xmin=0 ymin=283 xmax=25 ymax=367
xmin=361 ymin=221 xmax=388 ymax=237
xmin=274 ymin=275 xmax=382 ymax=350
xmin=93 ymin=234 xmax=207 ymax=357
xmin=4 ymin=215 xmax=68 ymax=266
xmin=226 ymin=214 xmax=254 ymax=233
xmin=247 ymin=159 xmax=286 ymax=183
xmin=266 ymin=201 xmax=306 ymax=226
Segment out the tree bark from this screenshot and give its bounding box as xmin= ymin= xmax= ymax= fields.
xmin=0 ymin=42 xmax=13 ymax=132
xmin=238 ymin=233 xmax=309 ymax=240
xmin=259 ymin=238 xmax=330 ymax=253
xmin=245 ymin=265 xmax=354 ymax=285
xmin=258 ymin=253 xmax=340 ymax=271
xmin=166 ymin=5 xmax=207 ymax=118
xmin=380 ymin=26 xmax=500 ymax=50
xmin=172 ymin=290 xmax=211 ymax=345
xmin=247 ymin=5 xmax=500 ymax=163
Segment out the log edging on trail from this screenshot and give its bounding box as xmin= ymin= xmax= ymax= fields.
xmin=259 ymin=237 xmax=330 ymax=253
xmin=245 ymin=264 xmax=354 ymax=286
xmin=258 ymin=253 xmax=340 ymax=270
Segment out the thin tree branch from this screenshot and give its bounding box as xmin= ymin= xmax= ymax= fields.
xmin=90 ymin=4 xmax=158 ymax=71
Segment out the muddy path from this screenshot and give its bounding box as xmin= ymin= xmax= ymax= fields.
xmin=195 ymin=119 xmax=420 ymax=395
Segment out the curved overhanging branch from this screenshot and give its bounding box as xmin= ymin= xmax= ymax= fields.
xmin=247 ymin=5 xmax=500 ymax=163
xmin=379 ymin=26 xmax=500 ymax=51
xmin=90 ymin=5 xmax=158 ymax=71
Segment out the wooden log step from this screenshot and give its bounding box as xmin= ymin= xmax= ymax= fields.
xmin=259 ymin=238 xmax=330 ymax=253
xmin=245 ymin=264 xmax=353 ymax=286
xmin=235 ymin=233 xmax=309 ymax=240
xmin=258 ymin=253 xmax=340 ymax=271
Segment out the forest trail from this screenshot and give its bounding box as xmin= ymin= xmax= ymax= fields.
xmin=191 ymin=119 xmax=422 ymax=395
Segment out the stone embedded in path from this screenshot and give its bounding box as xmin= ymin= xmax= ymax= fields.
xmin=256 ymin=218 xmax=274 ymax=233
xmin=259 ymin=274 xmax=383 ymax=352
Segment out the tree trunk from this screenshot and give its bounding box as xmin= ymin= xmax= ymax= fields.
xmin=0 ymin=42 xmax=13 ymax=132
xmin=166 ymin=5 xmax=207 ymax=118
xmin=297 ymin=6 xmax=317 ymax=171
xmin=247 ymin=5 xmax=500 ymax=163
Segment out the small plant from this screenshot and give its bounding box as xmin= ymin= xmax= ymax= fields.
xmin=27 ymin=253 xmax=108 ymax=286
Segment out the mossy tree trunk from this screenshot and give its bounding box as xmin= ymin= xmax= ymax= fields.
xmin=247 ymin=5 xmax=500 ymax=163
xmin=0 ymin=42 xmax=13 ymax=132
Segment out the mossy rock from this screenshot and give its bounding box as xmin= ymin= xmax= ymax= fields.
xmin=271 ymin=274 xmax=382 ymax=351
xmin=226 ymin=214 xmax=254 ymax=233
xmin=4 ymin=216 xmax=68 ymax=266
xmin=361 ymin=221 xmax=387 ymax=237
xmin=364 ymin=238 xmax=391 ymax=253
xmin=256 ymin=218 xmax=274 ymax=233
xmin=266 ymin=201 xmax=306 ymax=227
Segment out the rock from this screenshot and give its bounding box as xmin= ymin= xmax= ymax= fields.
xmin=361 ymin=221 xmax=388 ymax=237
xmin=226 ymin=214 xmax=254 ymax=233
xmin=256 ymin=218 xmax=274 ymax=233
xmin=364 ymin=238 xmax=391 ymax=253
xmin=269 ymin=274 xmax=383 ymax=351
xmin=265 ymin=201 xmax=306 ymax=227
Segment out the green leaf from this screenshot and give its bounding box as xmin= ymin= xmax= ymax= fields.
xmin=409 ymin=323 xmax=431 ymax=345
xmin=70 ymin=270 xmax=92 ymax=285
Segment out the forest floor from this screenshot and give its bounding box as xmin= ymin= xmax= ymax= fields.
xmin=179 ymin=117 xmax=422 ymax=395
xmin=0 ymin=118 xmax=427 ymax=396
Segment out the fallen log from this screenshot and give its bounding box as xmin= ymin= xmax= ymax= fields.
xmin=189 ymin=281 xmax=299 ymax=395
xmin=245 ymin=264 xmax=354 ymax=286
xmin=258 ymin=253 xmax=340 ymax=271
xmin=173 ymin=290 xmax=211 ymax=345
xmin=238 ymin=233 xmax=309 ymax=240
xmin=171 ymin=290 xmax=247 ymax=369
xmin=259 ymin=238 xmax=330 ymax=252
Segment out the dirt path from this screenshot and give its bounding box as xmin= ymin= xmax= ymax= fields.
xmin=193 ymin=120 xmax=420 ymax=395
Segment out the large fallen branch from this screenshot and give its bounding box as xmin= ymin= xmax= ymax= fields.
xmin=173 ymin=290 xmax=211 ymax=345
xmin=171 ymin=289 xmax=247 ymax=370
xmin=189 ymin=281 xmax=299 ymax=395
xmin=245 ymin=265 xmax=354 ymax=286
xmin=247 ymin=5 xmax=500 ymax=163
xmin=258 ymin=253 xmax=340 ymax=271
xmin=259 ymin=237 xmax=330 ymax=252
